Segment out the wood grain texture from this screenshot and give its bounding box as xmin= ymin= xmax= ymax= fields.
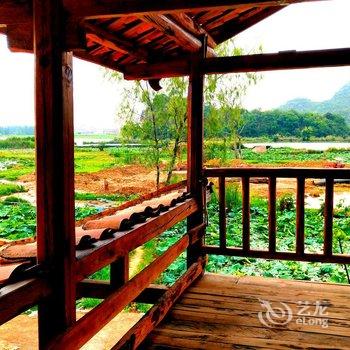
xmin=64 ymin=0 xmax=326 ymax=19
xmin=296 ymin=177 xmax=305 ymax=256
xmin=112 ymin=259 xmax=204 ymax=349
xmin=48 ymin=231 xmax=196 ymax=349
xmin=124 ymin=48 xmax=350 ymax=80
xmin=34 ymin=0 xmax=76 ymax=347
xmin=0 ymin=278 xmax=50 ymax=326
xmin=76 ymin=198 xmax=198 ymax=281
xmin=186 ymin=36 xmax=206 ymax=268
xmin=144 ymin=273 xmax=350 ymax=350
xmin=268 ymin=177 xmax=276 ymax=253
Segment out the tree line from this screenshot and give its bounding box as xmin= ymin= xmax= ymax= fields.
xmin=239 ymin=110 xmax=349 ymax=140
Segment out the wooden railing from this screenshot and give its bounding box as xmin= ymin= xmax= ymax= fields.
xmin=0 ymin=190 xmax=205 ymax=350
xmin=204 ymin=167 xmax=350 ymax=265
xmin=48 ymin=196 xmax=204 ymax=349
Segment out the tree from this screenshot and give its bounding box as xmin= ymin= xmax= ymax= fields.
xmin=204 ymin=44 xmax=261 ymax=159
xmin=107 ymin=41 xmax=260 ymax=185
xmin=108 ymin=75 xmax=188 ymax=188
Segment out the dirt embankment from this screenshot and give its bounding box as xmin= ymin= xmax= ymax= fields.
xmin=20 ymin=165 xmax=166 ymax=197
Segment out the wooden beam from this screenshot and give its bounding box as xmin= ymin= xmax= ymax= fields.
xmin=0 ymin=0 xmax=31 ymax=24
xmin=124 ymin=47 xmax=350 ymax=80
xmin=6 ymin=23 xmax=33 ymax=53
xmin=204 ymin=246 xmax=350 ymax=264
xmin=0 ymin=0 xmax=327 ymax=25
xmin=142 ymin=14 xmax=216 ymax=58
xmin=34 ymin=0 xmax=76 ymax=347
xmin=214 ymin=6 xmax=281 ymax=43
xmin=110 ymin=255 xmax=129 ymax=289
xmin=48 ymin=231 xmax=195 ymax=349
xmin=169 ymin=13 xmax=217 ymax=48
xmin=112 ymin=259 xmax=204 ymax=350
xmin=4 ymin=21 xmax=86 ymax=53
xmin=204 ymin=167 xmax=350 ymax=179
xmin=77 ymin=280 xmax=168 ymax=302
xmin=0 ymin=278 xmax=50 ymax=326
xmin=76 ymin=198 xmax=198 ymax=281
xmin=187 ymin=37 xmax=206 ymax=268
xmin=64 ymin=0 xmax=327 ymax=20
xmin=84 ymin=22 xmax=152 ymax=62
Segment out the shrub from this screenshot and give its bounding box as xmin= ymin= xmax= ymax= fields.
xmin=278 ymin=194 xmax=295 ymax=212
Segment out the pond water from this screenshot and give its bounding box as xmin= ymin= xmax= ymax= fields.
xmin=244 ymin=142 xmax=350 ymax=151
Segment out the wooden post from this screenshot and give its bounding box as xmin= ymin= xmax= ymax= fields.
xmin=268 ymin=177 xmax=276 ymax=253
xmin=296 ymin=177 xmax=305 ymax=256
xmin=219 ymin=176 xmax=226 ymax=250
xmin=34 ymin=0 xmax=76 ymax=348
xmin=110 ymin=255 xmax=129 ymax=288
xmin=187 ymin=36 xmax=207 ymax=268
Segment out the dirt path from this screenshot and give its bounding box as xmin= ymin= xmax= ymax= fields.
xmin=129 ymin=246 xmax=144 ymax=277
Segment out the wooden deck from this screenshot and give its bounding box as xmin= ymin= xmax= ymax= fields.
xmin=144 ymin=273 xmax=350 ymax=350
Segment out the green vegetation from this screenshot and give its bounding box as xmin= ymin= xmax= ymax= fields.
xmin=0 ymin=148 xmax=119 ymax=181
xmin=75 ymin=192 xmax=135 ymax=202
xmin=241 ymin=110 xmax=349 ymax=139
xmin=0 ymin=198 xmax=98 ymax=240
xmin=0 ymin=137 xmax=35 ymax=149
xmin=0 ymin=183 xmax=26 ymax=196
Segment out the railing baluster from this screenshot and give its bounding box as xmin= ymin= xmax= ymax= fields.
xmin=296 ymin=177 xmax=305 ymax=256
xmin=219 ymin=176 xmax=226 ymax=250
xmin=324 ymin=178 xmax=334 ymax=257
xmin=242 ymin=177 xmax=250 ymax=252
xmin=268 ymin=177 xmax=276 ymax=253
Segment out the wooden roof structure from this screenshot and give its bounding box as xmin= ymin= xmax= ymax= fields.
xmin=0 ymin=0 xmax=334 ymax=78
xmin=1 ymin=1 xmax=350 ymax=349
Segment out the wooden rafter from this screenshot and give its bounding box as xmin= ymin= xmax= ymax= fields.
xmin=213 ymin=6 xmax=282 ymax=43
xmin=64 ymin=0 xmax=328 ymax=20
xmin=141 ymin=14 xmax=216 ymax=58
xmin=84 ymin=22 xmax=151 ymax=62
xmin=124 ymin=47 xmax=350 ymax=80
xmin=167 ymin=13 xmax=217 ymax=48
xmin=0 ymin=0 xmax=328 ymax=25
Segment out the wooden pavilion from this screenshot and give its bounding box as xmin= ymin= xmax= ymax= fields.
xmin=0 ymin=0 xmax=350 ymax=349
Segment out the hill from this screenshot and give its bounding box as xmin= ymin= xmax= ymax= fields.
xmin=279 ymin=82 xmax=350 ymax=122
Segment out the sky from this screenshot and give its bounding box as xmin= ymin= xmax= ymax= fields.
xmin=0 ymin=0 xmax=350 ymax=131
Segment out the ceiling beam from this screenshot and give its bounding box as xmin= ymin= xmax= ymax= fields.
xmin=0 ymin=0 xmax=31 ymax=24
xmin=0 ymin=0 xmax=328 ymax=25
xmin=84 ymin=22 xmax=152 ymax=62
xmin=123 ymin=47 xmax=350 ymax=80
xmin=65 ymin=0 xmax=327 ymax=19
xmin=213 ymin=6 xmax=282 ymax=43
xmin=142 ymin=14 xmax=216 ymax=58
xmin=167 ymin=13 xmax=217 ymax=48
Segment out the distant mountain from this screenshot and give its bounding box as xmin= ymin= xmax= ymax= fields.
xmin=279 ymin=82 xmax=350 ymax=123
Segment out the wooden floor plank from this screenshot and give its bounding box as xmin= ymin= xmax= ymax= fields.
xmin=144 ymin=274 xmax=350 ymax=350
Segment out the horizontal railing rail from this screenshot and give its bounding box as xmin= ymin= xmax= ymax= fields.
xmin=0 ymin=183 xmax=204 ymax=350
xmin=204 ymin=167 xmax=350 ymax=265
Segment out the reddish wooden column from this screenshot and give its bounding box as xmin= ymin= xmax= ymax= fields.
xmin=186 ymin=37 xmax=207 ymax=268
xmin=34 ymin=0 xmax=76 ymax=348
